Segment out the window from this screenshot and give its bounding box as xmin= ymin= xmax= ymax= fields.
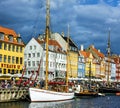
xmin=36 ymin=61 xmax=39 ymax=66
xmin=0 ymin=43 xmax=2 ymax=49
xmin=12 ymin=45 xmax=15 ymax=51
xmin=12 ymin=56 xmax=15 ymax=63
xmin=34 ymin=45 xmax=36 ymax=50
xmin=17 ymin=37 xmax=22 ymax=43
xmin=28 ymin=53 xmax=31 ymax=58
xmin=30 ymin=46 xmax=32 ymax=50
xmin=16 ymin=70 xmax=18 ymax=74
xmin=8 ymin=69 xmax=11 ymax=74
xmin=16 ymin=57 xmax=19 ymax=64
xmin=20 ymin=47 xmax=22 ymax=53
xmin=20 ymin=57 xmax=23 ymax=64
xmin=8 ymin=44 xmax=11 ymax=51
xmin=4 ymin=69 xmax=6 ymax=74
xmin=0 ymin=32 xmax=4 ymax=40
xmin=28 ymin=61 xmax=31 ymax=66
xmin=37 ymin=53 xmax=40 ymax=57
xmin=9 ymin=35 xmax=13 ymax=42
xmin=33 ymin=53 xmax=35 ymax=57
xmin=0 ymin=54 xmax=2 ymax=62
xmin=32 ymin=61 xmax=35 ymax=66
xmin=4 ymin=55 xmax=7 ymax=62
xmin=8 ymin=56 xmax=11 ymax=63
xmin=11 ymin=69 xmax=14 ymax=74
xmin=16 ymin=46 xmax=19 ymax=52
xmin=4 ymin=43 xmax=7 ymax=50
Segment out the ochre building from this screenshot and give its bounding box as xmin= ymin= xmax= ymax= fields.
xmin=0 ymin=26 xmax=24 ymax=79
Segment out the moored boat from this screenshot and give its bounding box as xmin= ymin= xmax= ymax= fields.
xmin=74 ymin=62 xmax=99 ymax=98
xmin=74 ymin=91 xmax=98 ymax=98
xmin=99 ymin=86 xmax=120 ymax=94
xmin=98 ymin=29 xmax=120 ymax=95
xmin=29 ymin=88 xmax=74 ymax=102
xmin=28 ymin=0 xmax=74 ymax=102
xmin=74 ymin=84 xmax=99 ymax=98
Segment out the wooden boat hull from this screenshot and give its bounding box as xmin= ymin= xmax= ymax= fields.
xmin=29 ymin=88 xmax=74 ymax=102
xmin=74 ymin=91 xmax=98 ymax=98
xmin=99 ymin=87 xmax=120 ymax=94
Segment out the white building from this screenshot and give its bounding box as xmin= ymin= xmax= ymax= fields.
xmin=42 ymin=39 xmax=67 ymax=80
xmin=24 ymin=37 xmax=67 ymax=81
xmin=24 ymin=38 xmax=43 ymax=80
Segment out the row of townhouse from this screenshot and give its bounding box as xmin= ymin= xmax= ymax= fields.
xmin=25 ymin=32 xmax=120 ymax=82
xmin=0 ymin=26 xmax=120 ymax=82
xmin=24 ymin=32 xmax=78 ymax=80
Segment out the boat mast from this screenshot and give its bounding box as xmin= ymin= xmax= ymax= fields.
xmin=66 ymin=24 xmax=70 ymax=92
xmin=45 ymin=0 xmax=50 ymax=90
xmin=89 ymin=62 xmax=92 ymax=90
xmin=107 ymin=28 xmax=111 ymax=86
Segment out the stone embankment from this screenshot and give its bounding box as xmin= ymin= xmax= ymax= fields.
xmin=0 ymin=87 xmax=28 ymax=102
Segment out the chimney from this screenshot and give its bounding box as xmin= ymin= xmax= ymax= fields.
xmin=80 ymin=44 xmax=84 ymax=51
xmin=91 ymin=44 xmax=94 ymax=48
xmin=18 ymin=33 xmax=20 ymax=37
xmin=61 ymin=32 xmax=64 ymax=37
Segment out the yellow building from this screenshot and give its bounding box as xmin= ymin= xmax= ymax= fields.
xmin=86 ymin=45 xmax=105 ymax=79
xmin=64 ymin=37 xmax=78 ymax=78
xmin=0 ymin=26 xmax=24 ymax=79
xmin=80 ymin=50 xmax=96 ymax=77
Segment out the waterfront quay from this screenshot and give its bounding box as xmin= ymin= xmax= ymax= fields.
xmin=0 ymin=87 xmax=28 ymax=102
xmin=0 ymin=77 xmax=120 ymax=103
xmin=0 ymin=79 xmax=29 ymax=102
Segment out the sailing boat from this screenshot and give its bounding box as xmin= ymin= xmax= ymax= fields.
xmin=74 ymin=62 xmax=99 ymax=97
xmin=28 ymin=0 xmax=74 ymax=102
xmin=98 ymin=29 xmax=120 ymax=94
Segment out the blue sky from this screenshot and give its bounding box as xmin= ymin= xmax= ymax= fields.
xmin=0 ymin=0 xmax=120 ymax=55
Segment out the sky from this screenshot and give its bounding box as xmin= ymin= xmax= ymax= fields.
xmin=0 ymin=0 xmax=120 ymax=55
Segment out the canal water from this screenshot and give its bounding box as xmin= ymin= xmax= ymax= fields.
xmin=0 ymin=96 xmax=120 ymax=108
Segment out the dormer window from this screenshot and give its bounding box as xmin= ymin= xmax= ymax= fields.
xmin=17 ymin=37 xmax=22 ymax=43
xmin=0 ymin=32 xmax=4 ymax=40
xmin=9 ymin=35 xmax=13 ymax=42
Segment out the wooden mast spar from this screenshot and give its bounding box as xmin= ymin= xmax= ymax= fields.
xmin=45 ymin=0 xmax=50 ymax=90
xmin=107 ymin=28 xmax=111 ymax=86
xmin=66 ymin=24 xmax=70 ymax=92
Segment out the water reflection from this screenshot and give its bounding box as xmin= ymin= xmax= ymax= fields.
xmin=0 ymin=101 xmax=29 ymax=108
xmin=29 ymin=100 xmax=74 ymax=108
xmin=1 ymin=96 xmax=120 ymax=108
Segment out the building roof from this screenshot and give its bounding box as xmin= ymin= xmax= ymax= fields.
xmin=63 ymin=37 xmax=78 ymax=48
xmin=36 ymin=39 xmax=62 ymax=48
xmin=0 ymin=26 xmax=17 ymax=37
xmin=80 ymin=50 xmax=90 ymax=58
xmin=0 ymin=26 xmax=24 ymax=46
xmin=86 ymin=45 xmax=104 ymax=59
xmin=89 ymin=45 xmax=104 ymax=58
xmin=36 ymin=38 xmax=64 ymax=53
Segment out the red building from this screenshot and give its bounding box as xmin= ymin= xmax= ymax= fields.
xmin=113 ymin=56 xmax=120 ymax=82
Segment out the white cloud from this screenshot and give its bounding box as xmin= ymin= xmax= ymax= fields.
xmin=0 ymin=0 xmax=120 ymax=54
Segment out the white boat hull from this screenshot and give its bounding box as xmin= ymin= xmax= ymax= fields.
xmin=29 ymin=88 xmax=74 ymax=102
